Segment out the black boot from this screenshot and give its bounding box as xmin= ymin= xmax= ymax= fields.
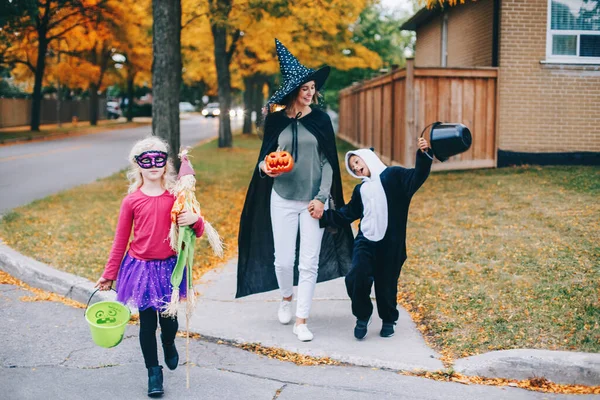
xmin=147 ymin=366 xmax=164 ymax=398
xmin=161 ymin=333 xmax=179 ymax=370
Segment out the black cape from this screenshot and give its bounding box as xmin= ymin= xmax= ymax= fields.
xmin=236 ymin=108 xmax=354 ymax=298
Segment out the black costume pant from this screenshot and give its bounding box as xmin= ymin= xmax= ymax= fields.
xmin=345 ymin=234 xmax=403 ymax=323
xmin=139 ymin=308 xmax=178 ymax=368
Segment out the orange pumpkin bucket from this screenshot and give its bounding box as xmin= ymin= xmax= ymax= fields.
xmin=265 ymin=150 xmax=294 ymax=173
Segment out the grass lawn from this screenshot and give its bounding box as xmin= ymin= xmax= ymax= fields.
xmin=0 ymin=133 xmax=598 ymax=360
xmin=0 ymin=118 xmax=150 ymax=143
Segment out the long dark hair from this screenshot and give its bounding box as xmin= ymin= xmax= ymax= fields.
xmin=282 ymin=83 xmax=320 ymax=110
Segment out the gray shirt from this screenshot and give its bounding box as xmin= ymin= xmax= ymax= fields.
xmin=260 ymin=122 xmax=333 ymax=203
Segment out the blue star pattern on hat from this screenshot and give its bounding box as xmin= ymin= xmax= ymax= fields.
xmin=267 ymin=39 xmax=331 ymax=107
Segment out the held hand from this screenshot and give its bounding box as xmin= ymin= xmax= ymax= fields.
xmin=177 ymin=210 xmax=200 ymax=227
xmin=308 ymin=200 xmax=324 ymax=219
xmin=95 ymin=277 xmax=113 ymax=291
xmin=418 ymin=137 xmax=430 ymax=152
xmin=261 ymin=162 xmax=282 ymax=178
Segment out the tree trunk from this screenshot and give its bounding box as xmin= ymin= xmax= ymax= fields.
xmin=242 ymin=76 xmax=253 ymax=134
xmin=253 ymin=77 xmax=266 ymax=129
xmin=211 ymin=24 xmax=232 ymax=148
xmin=152 ymin=0 xmax=182 ymax=170
xmin=30 ymin=2 xmax=52 ymax=132
xmin=89 ymin=83 xmax=99 ymax=126
xmin=126 ymin=72 xmax=134 ymax=122
xmin=30 ymin=36 xmax=48 ymax=132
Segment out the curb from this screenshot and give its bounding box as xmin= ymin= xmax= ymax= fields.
xmin=0 ymin=243 xmax=113 ymax=305
xmin=454 ymin=349 xmax=600 ymax=386
xmin=1 ymin=242 xmax=599 ymax=386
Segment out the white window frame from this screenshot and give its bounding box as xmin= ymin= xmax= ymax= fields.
xmin=545 ymin=0 xmax=600 ymax=64
xmin=441 ymin=12 xmax=448 ymax=67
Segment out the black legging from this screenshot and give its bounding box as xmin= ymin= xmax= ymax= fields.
xmin=139 ymin=308 xmax=178 ymax=368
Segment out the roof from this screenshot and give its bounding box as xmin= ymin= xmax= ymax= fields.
xmin=399 ymin=6 xmax=441 ymax=31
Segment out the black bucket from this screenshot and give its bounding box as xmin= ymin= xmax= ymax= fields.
xmin=426 ymin=122 xmax=472 ymax=162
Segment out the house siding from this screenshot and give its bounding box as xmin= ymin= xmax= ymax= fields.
xmin=498 ymin=0 xmax=600 ymax=153
xmin=414 ymin=0 xmax=494 ymax=67
xmin=447 ymin=0 xmax=494 ymax=67
xmin=415 ymin=14 xmax=442 ymax=67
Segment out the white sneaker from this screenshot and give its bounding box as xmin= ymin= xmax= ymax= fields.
xmin=277 ymin=300 xmax=292 ymax=324
xmin=293 ymin=323 xmax=314 ymax=342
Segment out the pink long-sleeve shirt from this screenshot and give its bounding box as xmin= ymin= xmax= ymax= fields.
xmin=102 ymin=189 xmax=205 ymax=280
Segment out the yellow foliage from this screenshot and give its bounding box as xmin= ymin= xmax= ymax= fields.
xmin=1 ymin=0 xmax=152 ymax=91
xmin=422 ymin=0 xmax=469 ymax=8
xmin=181 ymin=0 xmax=382 ymax=90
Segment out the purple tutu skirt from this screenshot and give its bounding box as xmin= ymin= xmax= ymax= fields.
xmin=115 ymin=253 xmax=186 ymax=312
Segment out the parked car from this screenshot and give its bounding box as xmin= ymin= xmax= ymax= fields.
xmin=106 ymin=101 xmax=122 ymax=119
xmin=201 ymin=102 xmax=221 ymax=118
xmin=229 ymin=107 xmax=244 ymax=118
xmin=179 ymin=102 xmax=196 ymax=113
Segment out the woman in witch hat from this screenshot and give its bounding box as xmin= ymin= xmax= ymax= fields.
xmin=237 ymin=39 xmax=353 ymax=341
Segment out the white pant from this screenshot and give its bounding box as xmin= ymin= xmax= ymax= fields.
xmin=270 ymin=189 xmax=325 ymax=319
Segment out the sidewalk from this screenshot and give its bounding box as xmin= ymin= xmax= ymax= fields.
xmin=1 ymin=242 xmax=599 ymax=387
xmin=189 ymin=258 xmax=443 ymax=372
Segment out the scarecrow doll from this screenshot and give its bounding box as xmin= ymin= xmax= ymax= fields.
xmin=164 ymin=148 xmax=224 ymax=317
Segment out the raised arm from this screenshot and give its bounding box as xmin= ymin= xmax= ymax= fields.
xmin=405 ymin=147 xmax=434 ymax=196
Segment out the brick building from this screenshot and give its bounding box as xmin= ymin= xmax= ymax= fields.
xmin=401 ymin=0 xmax=600 ymax=165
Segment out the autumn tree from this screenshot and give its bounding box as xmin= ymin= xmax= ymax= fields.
xmin=109 ymin=0 xmax=152 ymax=122
xmin=207 ymin=0 xmax=240 ymax=148
xmin=423 ymin=0 xmax=469 ymax=7
xmin=0 ymin=0 xmax=105 ymax=131
xmin=41 ymin=0 xmax=150 ymax=126
xmin=322 ymin=3 xmax=415 ymax=111
xmin=182 ymin=0 xmax=381 ymax=146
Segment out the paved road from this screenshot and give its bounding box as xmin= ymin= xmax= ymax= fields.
xmin=1 ymin=284 xmax=586 ymax=400
xmin=0 ymin=116 xmax=241 ymax=214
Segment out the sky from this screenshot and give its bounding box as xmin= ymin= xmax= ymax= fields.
xmin=379 ymin=0 xmax=415 ymax=14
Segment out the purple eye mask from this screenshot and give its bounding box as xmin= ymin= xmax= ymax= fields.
xmin=135 ymin=151 xmax=168 ymax=169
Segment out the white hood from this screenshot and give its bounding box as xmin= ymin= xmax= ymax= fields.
xmin=345 ymin=149 xmax=388 ymax=241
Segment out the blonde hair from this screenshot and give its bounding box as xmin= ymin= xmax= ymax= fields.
xmin=126 ymin=136 xmax=177 ymax=194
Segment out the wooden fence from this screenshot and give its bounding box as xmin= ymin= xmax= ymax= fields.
xmin=0 ymin=97 xmax=107 ymax=128
xmin=338 ymin=59 xmax=498 ymax=171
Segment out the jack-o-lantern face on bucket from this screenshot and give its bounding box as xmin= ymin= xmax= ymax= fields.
xmin=95 ymin=307 xmax=118 ymax=325
xmin=265 ymin=150 xmax=294 ymax=173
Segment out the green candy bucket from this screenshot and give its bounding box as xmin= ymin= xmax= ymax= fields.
xmin=85 ymin=289 xmax=131 ymax=348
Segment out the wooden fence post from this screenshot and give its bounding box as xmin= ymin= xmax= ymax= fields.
xmin=404 ymin=58 xmax=415 ymax=167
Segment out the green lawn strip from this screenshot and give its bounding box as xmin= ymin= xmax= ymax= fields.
xmin=0 ymin=133 xmax=598 ymax=358
xmin=0 ymin=120 xmax=149 ymax=142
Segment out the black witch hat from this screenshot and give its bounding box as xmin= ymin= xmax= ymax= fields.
xmin=266 ymin=39 xmax=331 ymax=107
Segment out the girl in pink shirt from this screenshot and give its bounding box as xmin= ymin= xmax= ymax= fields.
xmin=95 ymin=136 xmax=204 ymax=397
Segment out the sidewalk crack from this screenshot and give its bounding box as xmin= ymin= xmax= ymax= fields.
xmin=272 ymin=383 xmax=287 ymax=399
xmin=216 ymin=367 xmax=402 ymax=396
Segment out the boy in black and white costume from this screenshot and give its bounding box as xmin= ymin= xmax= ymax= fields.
xmin=314 ymin=138 xmax=432 ymax=339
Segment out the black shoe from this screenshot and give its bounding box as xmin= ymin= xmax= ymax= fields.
xmin=354 ymin=318 xmax=371 ymax=340
xmin=161 ymin=333 xmax=179 ymax=370
xmin=380 ymin=322 xmax=396 ymax=338
xmin=147 ymin=366 xmax=164 ymax=398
